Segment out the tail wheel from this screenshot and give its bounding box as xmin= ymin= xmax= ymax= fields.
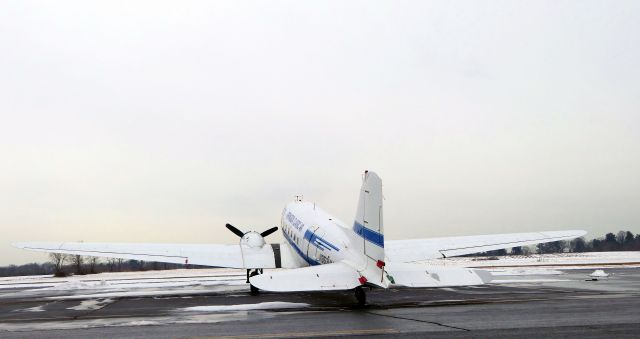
xmin=355 ymin=286 xmax=366 ymax=306
xmin=249 ymin=270 xmax=260 ymax=295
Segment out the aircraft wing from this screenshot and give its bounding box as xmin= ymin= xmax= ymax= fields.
xmin=385 ymin=230 xmax=586 ymax=263
xmin=249 ymin=262 xmax=361 ymax=292
xmin=12 ymin=242 xmax=283 ymax=269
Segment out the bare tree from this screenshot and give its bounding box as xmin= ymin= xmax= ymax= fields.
xmin=71 ymin=254 xmax=84 ymax=275
xmin=49 ymin=253 xmax=67 ymax=277
xmin=106 ymin=258 xmax=118 ymax=272
xmin=87 ymin=256 xmax=99 ymax=274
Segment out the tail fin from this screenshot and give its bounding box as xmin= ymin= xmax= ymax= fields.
xmin=353 ymin=171 xmax=385 ymax=264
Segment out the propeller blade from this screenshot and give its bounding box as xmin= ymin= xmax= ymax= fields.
xmin=225 ymin=223 xmax=245 ymax=238
xmin=260 ymin=226 xmax=279 ymax=238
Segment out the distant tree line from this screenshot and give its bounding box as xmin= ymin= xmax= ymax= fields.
xmin=460 ymin=230 xmax=640 ymax=257
xmin=0 ymin=254 xmax=204 ymax=278
xmin=535 ymin=230 xmax=640 ymax=254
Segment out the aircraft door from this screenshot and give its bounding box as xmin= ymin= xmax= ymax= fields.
xmin=305 ymin=226 xmax=318 ymax=263
xmin=307 ymin=227 xmax=330 ymax=265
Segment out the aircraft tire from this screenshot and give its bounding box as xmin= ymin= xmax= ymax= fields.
xmin=355 ymin=286 xmax=366 ymax=306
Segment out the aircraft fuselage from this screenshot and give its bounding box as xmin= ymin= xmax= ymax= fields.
xmin=280 ymin=201 xmax=360 ymax=268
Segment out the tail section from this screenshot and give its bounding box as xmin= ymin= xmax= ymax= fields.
xmin=352 ymin=170 xmax=389 ymax=287
xmin=354 ymin=170 xmax=385 ymax=262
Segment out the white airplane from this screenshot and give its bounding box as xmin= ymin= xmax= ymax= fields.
xmin=14 ymin=171 xmax=586 ymax=305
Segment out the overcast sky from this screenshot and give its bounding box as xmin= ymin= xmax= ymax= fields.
xmin=1 ymin=1 xmax=639 ymax=265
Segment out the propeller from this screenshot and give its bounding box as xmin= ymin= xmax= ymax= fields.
xmin=225 ymin=223 xmax=278 ymax=239
xmin=225 ymin=223 xmax=245 ymax=238
xmin=260 ymin=226 xmax=278 ymax=238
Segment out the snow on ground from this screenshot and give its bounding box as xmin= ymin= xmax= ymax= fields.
xmin=0 ymin=312 xmax=266 ymax=332
xmin=0 ymin=268 xmax=247 ymax=292
xmin=0 ymin=268 xmax=250 ymax=300
xmin=0 ymin=268 xmax=245 ymax=288
xmin=0 ymin=275 xmax=52 ymax=282
xmin=589 ymin=270 xmax=610 ymax=278
xmin=40 ymin=276 xmax=246 ymax=291
xmin=488 ymin=268 xmax=564 ymax=276
xmin=46 ymin=287 xmax=246 ymax=300
xmin=18 ymin=306 xmax=45 ymax=312
xmin=0 ymin=282 xmax=58 ymax=289
xmin=182 ymin=302 xmax=310 ymax=312
xmin=67 ymin=298 xmax=114 ymax=311
xmin=491 ymin=278 xmax=572 ymax=284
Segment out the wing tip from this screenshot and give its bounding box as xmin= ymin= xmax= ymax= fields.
xmin=12 ymin=242 xmax=59 ymax=251
xmin=569 ymin=230 xmax=588 ymax=237
xmin=12 ymin=242 xmax=28 ymax=249
xmin=544 ymin=230 xmax=588 ymax=238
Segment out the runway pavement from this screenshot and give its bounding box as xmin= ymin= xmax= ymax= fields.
xmin=1 ymin=268 xmax=639 ymax=338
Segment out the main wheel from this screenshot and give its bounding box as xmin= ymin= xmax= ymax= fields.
xmin=355 ymin=286 xmax=366 ymax=306
xmin=249 ymin=270 xmax=260 ymax=295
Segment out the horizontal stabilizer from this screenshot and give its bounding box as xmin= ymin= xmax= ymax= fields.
xmin=386 ymin=262 xmax=492 ymax=288
xmin=250 ymin=262 xmax=361 ymax=292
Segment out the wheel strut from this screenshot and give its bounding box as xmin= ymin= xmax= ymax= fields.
xmin=249 ymin=269 xmax=261 ymax=295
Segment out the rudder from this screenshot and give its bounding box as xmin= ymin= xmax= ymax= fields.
xmin=353 ymin=170 xmax=385 ymax=263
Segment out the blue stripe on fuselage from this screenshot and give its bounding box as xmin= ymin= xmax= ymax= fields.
xmin=283 ymin=229 xmax=320 ymax=266
xmin=303 ymin=230 xmax=340 ymax=251
xmin=315 ymin=236 xmax=340 ymax=251
xmin=353 ymin=221 xmax=384 ymax=248
xmin=313 ymin=240 xmax=331 ymax=252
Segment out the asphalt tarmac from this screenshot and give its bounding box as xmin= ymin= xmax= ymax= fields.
xmin=1 ymin=268 xmax=639 ymax=338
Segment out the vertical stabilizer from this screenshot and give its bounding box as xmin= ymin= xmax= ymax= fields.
xmin=353 ymin=171 xmax=385 ymax=275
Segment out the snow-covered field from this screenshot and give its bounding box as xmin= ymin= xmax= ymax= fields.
xmin=0 ymin=252 xmax=638 ymax=299
xmin=0 ymin=268 xmax=249 ymax=299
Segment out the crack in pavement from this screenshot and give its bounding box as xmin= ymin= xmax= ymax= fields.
xmin=363 ymin=310 xmax=470 ymax=331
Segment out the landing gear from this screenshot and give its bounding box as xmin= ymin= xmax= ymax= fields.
xmin=248 ymin=269 xmax=262 ymax=295
xmin=355 ymin=286 xmax=366 ymax=306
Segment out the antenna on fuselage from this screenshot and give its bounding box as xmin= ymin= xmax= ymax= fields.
xmin=295 ymin=195 xmax=303 ymax=202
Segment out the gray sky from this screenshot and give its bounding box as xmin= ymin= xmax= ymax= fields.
xmin=1 ymin=1 xmax=639 ymax=265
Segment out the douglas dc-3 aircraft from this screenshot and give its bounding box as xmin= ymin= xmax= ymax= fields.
xmin=14 ymin=171 xmax=586 ymax=305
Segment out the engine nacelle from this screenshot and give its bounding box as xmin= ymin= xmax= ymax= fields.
xmin=241 ymin=231 xmax=266 ymax=248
